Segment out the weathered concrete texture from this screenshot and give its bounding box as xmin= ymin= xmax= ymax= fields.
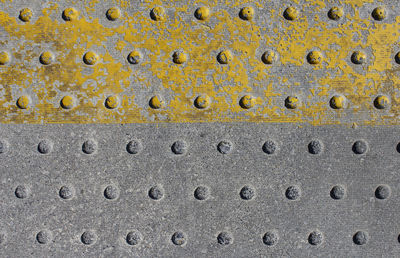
xmin=0 ymin=123 xmax=399 ymax=257
xmin=0 ymin=0 xmax=398 ymax=124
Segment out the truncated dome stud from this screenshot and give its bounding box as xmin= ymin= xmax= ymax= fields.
xmin=261 ymin=50 xmax=277 ymax=64
xmin=374 ymin=95 xmax=389 ymax=109
xmin=127 ymin=51 xmax=141 ymax=64
xmin=307 ymin=51 xmax=323 ymax=64
xmin=194 ymin=95 xmax=210 ymax=109
xmin=106 ymin=7 xmax=121 ymax=21
xmin=62 ymin=7 xmax=79 ymax=21
xmin=330 ymin=95 xmax=345 ymax=109
xmin=372 ymin=7 xmax=386 ymax=21
xmin=328 ymin=7 xmax=343 ymax=20
xmin=19 ymin=8 xmax=33 ymax=22
xmin=351 ymin=51 xmax=366 ymax=64
xmin=217 ymin=50 xmax=233 ymax=64
xmin=16 ymin=96 xmax=30 ymax=109
xmin=284 ymin=7 xmax=298 ymax=20
xmin=149 ymin=96 xmax=163 ymax=109
xmin=194 ymin=6 xmax=210 ymax=20
xmin=150 ymin=7 xmax=166 ymax=21
xmin=39 ymin=51 xmax=55 ymax=65
xmin=285 ymin=96 xmax=299 ymax=109
xmin=60 ymin=96 xmax=75 ymax=109
xmin=83 ymin=51 xmax=99 ymax=65
xmin=239 ymin=7 xmax=255 ymax=20
xmin=0 ymin=51 xmax=10 ymax=65
xmin=239 ymin=95 xmax=255 ymax=109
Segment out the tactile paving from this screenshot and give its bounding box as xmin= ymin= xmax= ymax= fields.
xmin=1 ymin=0 xmax=399 ymax=257
xmin=0 ymin=0 xmax=399 ymax=124
xmin=0 ymin=124 xmax=399 ymax=256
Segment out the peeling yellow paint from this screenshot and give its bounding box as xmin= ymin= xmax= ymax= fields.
xmin=0 ymin=0 xmax=397 ymax=125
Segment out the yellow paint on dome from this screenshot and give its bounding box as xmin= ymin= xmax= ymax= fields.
xmin=330 ymin=95 xmax=345 ymax=110
xmin=261 ymin=50 xmax=277 ymax=64
xmin=150 ymin=6 xmax=166 ymax=21
xmin=194 ymin=95 xmax=211 ymax=109
xmin=283 ymin=7 xmax=298 ymax=21
xmin=83 ymin=51 xmax=99 ymax=65
xmin=0 ymin=51 xmax=10 ymax=65
xmin=307 ymin=51 xmax=323 ymax=65
xmin=239 ymin=95 xmax=255 ymax=109
xmin=285 ymin=96 xmax=299 ymax=109
xmin=374 ymin=95 xmax=389 ymax=109
xmin=351 ymin=51 xmax=366 ymax=65
xmin=372 ymin=7 xmax=386 ymax=21
xmin=127 ymin=50 xmax=142 ymax=64
xmin=106 ymin=7 xmax=121 ymax=21
xmin=194 ymin=6 xmax=210 ymax=20
xmin=217 ymin=50 xmax=233 ymax=64
xmin=62 ymin=7 xmax=79 ymax=21
xmin=39 ymin=51 xmax=55 ymax=65
xmin=60 ymin=95 xmax=75 ymax=109
xmin=19 ymin=8 xmax=32 ymax=22
xmin=328 ymin=7 xmax=343 ymax=20
xmin=149 ymin=95 xmax=163 ymax=109
xmin=105 ymin=95 xmax=119 ymax=109
xmin=16 ymin=96 xmax=30 ymax=109
xmin=239 ymin=7 xmax=255 ymax=21
xmin=172 ymin=51 xmax=187 ymax=64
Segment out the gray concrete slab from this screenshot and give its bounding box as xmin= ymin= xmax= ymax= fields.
xmin=0 ymin=123 xmax=398 ymax=257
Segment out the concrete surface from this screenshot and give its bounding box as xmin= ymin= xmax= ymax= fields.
xmin=0 ymin=123 xmax=398 ymax=257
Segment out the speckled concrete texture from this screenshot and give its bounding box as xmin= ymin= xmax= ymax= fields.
xmin=0 ymin=123 xmax=399 ymax=257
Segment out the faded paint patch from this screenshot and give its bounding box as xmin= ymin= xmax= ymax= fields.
xmin=0 ymin=0 xmax=398 ymax=125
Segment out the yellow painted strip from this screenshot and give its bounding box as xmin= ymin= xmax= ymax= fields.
xmin=0 ymin=0 xmax=397 ymax=125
